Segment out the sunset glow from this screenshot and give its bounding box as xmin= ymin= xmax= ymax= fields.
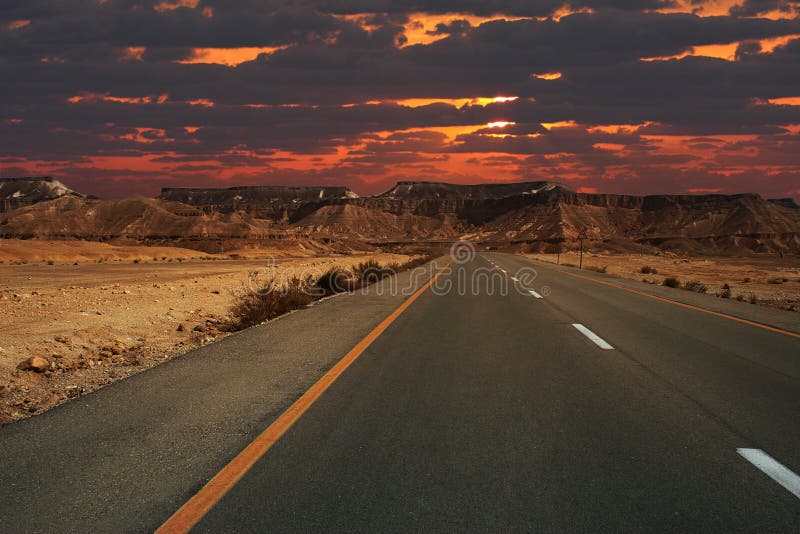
xmin=1 ymin=1 xmax=798 ymax=201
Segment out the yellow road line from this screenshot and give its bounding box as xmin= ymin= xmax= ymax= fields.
xmin=156 ymin=260 xmax=452 ymax=534
xmin=529 ymin=259 xmax=800 ymax=341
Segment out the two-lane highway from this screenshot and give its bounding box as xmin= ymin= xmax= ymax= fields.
xmin=188 ymin=253 xmax=800 ymax=532
xmin=1 ymin=252 xmax=798 ymax=532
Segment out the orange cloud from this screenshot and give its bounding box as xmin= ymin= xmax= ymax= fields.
xmin=365 ymin=96 xmax=519 ymax=108
xmin=153 ymin=0 xmax=200 ymax=12
xmin=68 ymin=93 xmax=162 ymax=105
xmin=767 ymin=97 xmax=800 ymax=105
xmin=532 ymin=72 xmax=562 ymax=80
xmin=4 ymin=20 xmax=31 ymax=30
xmin=400 ymin=13 xmax=531 ymax=46
xmin=641 ymin=34 xmax=800 ymax=62
xmin=179 ymin=47 xmax=286 ymax=66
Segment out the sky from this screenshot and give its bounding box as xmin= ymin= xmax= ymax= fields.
xmin=2 ymin=0 xmax=800 ymax=200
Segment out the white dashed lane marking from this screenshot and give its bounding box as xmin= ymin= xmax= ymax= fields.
xmin=572 ymin=324 xmax=614 ymax=350
xmin=737 ymin=448 xmax=800 ymax=499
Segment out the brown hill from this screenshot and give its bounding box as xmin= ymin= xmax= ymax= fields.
xmin=0 ymin=196 xmax=279 ymax=237
xmin=0 ymin=177 xmax=89 ymax=213
xmin=292 ymin=204 xmax=465 ymax=241
xmin=2 ymin=179 xmax=798 ymax=254
xmin=159 ymin=185 xmax=358 ymax=222
xmin=473 ymin=189 xmax=800 ymax=253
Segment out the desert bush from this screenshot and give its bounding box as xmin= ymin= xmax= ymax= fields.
xmin=735 ymin=294 xmax=745 ymax=301
xmin=386 ymin=262 xmax=402 ymax=273
xmin=640 ymin=265 xmax=658 ymax=274
xmin=719 ymin=283 xmax=732 ymax=299
xmin=315 ymin=268 xmax=352 ymax=295
xmin=228 ymin=276 xmax=314 ymax=329
xmin=401 ymin=254 xmax=436 ymax=270
xmin=47 ymin=259 xmax=55 ymax=266
xmin=585 ymin=265 xmax=608 ymax=273
xmin=767 ymin=278 xmax=784 ymax=285
xmin=662 ymin=277 xmax=680 ymax=288
xmin=742 ymin=277 xmax=751 ymax=283
xmin=683 ymin=280 xmax=708 ymax=293
xmin=133 ymin=259 xmax=140 ymax=264
xmin=352 ymin=260 xmax=393 ymax=288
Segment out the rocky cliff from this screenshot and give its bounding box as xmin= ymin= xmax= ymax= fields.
xmin=2 ymin=179 xmax=798 ymax=254
xmin=0 ymin=177 xmax=89 ymax=213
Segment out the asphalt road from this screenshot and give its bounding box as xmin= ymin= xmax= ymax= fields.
xmin=2 ymin=253 xmax=799 ymax=532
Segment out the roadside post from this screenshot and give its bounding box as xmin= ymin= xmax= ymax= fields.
xmin=578 ymin=229 xmax=587 ymax=269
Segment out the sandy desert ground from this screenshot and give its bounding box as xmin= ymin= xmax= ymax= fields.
xmin=525 ymin=251 xmax=800 ymax=311
xmin=0 ymin=239 xmax=410 ymax=424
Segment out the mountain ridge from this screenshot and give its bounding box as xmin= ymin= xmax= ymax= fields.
xmin=2 ymin=178 xmax=798 ymax=254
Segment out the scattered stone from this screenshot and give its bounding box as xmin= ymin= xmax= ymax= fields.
xmin=192 ymin=324 xmax=205 ymax=332
xmin=176 ymin=323 xmax=186 ymax=332
xmin=17 ymin=356 xmax=50 ymax=373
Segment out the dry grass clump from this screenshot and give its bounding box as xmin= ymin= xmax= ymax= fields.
xmin=585 ymin=265 xmax=608 ymax=273
xmin=228 ymin=254 xmax=438 ymax=331
xmin=662 ymin=277 xmax=680 ymax=288
xmin=353 ymin=259 xmax=393 ymax=285
xmin=315 ymin=268 xmax=352 ymax=296
xmin=228 ymin=276 xmax=315 ymax=329
xmin=683 ymin=280 xmax=708 ymax=293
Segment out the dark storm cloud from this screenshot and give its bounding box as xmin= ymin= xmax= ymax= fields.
xmin=729 ymin=0 xmax=799 ymax=17
xmin=0 ymin=5 xmax=348 ymax=61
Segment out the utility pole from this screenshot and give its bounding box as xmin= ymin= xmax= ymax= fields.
xmin=577 ymin=229 xmax=587 ymax=270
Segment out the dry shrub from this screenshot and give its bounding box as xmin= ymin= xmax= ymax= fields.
xmin=640 ymin=265 xmax=657 ymax=274
xmin=585 ymin=265 xmax=608 ymax=273
xmin=719 ymin=283 xmax=732 ymax=299
xmin=228 ymin=276 xmax=315 ymax=329
xmin=683 ymin=280 xmax=708 ymax=293
xmin=767 ymin=278 xmax=784 ymax=285
xmin=400 ymin=254 xmax=436 ymax=270
xmin=662 ymin=277 xmax=680 ymax=288
xmin=315 ymin=268 xmax=352 ymax=296
xmin=353 ymin=259 xmax=393 ymax=286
